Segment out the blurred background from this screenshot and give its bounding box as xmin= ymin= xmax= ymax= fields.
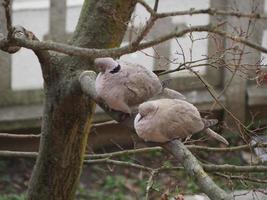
xmin=0 ymin=0 xmax=267 ymax=151
xmin=0 ymin=0 xmax=267 ymax=199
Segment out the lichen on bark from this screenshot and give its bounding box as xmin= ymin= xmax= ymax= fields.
xmin=26 ymin=1 xmax=137 ymax=200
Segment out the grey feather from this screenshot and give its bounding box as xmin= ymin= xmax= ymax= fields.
xmin=151 ymin=88 xmax=186 ymax=101
xmin=202 ymin=119 xmax=218 ymax=129
xmin=94 ymin=57 xmax=163 ymax=113
xmin=134 ymin=98 xmax=229 ymax=145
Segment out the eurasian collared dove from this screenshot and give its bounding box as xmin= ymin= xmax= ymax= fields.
xmin=94 ymin=57 xmax=185 ymax=114
xmin=134 ymin=98 xmax=229 ymax=145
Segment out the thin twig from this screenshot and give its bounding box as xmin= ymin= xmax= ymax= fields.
xmin=153 ymin=0 xmax=159 ymax=12
xmin=84 ymin=158 xmax=153 ymax=171
xmin=7 ymin=24 xmax=267 ymax=59
xmin=0 ymin=151 xmax=38 ymax=158
xmin=214 ymin=172 xmax=267 ymax=184
xmin=0 ymin=133 xmax=40 ymax=139
xmin=1 ymin=151 xmax=266 ymax=174
xmin=137 ymin=0 xmax=267 ymax=19
xmin=3 ymin=0 xmax=12 ymax=40
xmin=202 ymin=164 xmax=267 ymax=173
xmin=86 ymin=147 xmax=162 ymax=159
xmin=145 ymin=170 xmax=158 ymax=200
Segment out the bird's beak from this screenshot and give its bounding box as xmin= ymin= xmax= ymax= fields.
xmin=138 ymin=114 xmax=143 ymax=122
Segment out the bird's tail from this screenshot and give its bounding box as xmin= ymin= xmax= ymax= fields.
xmin=204 ymin=128 xmax=229 ymax=145
xmin=159 ymin=88 xmax=186 ymax=100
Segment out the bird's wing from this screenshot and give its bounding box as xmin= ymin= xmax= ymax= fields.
xmin=122 ymin=64 xmax=162 ymax=105
xmin=162 ymin=101 xmax=204 ymax=140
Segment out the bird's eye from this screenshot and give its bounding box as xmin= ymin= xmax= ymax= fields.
xmin=110 ymin=64 xmax=121 ymax=74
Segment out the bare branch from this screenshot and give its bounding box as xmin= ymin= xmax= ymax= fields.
xmin=158 ymin=164 xmax=267 ymax=174
xmin=84 ymin=158 xmax=153 ymax=171
xmin=145 ymin=170 xmax=158 ymax=200
xmin=2 ymin=0 xmax=12 ymax=40
xmin=163 ymin=140 xmax=232 ymax=200
xmin=1 ymin=150 xmax=267 ymax=174
xmin=1 ymin=142 xmax=266 ymax=159
xmin=137 ymin=0 xmax=155 ymax=15
xmin=188 ymin=143 xmax=267 ymax=152
xmin=0 ymin=151 xmax=38 ymax=158
xmin=137 ymin=0 xmax=267 ymax=19
xmin=153 ymin=0 xmax=159 ymax=12
xmin=203 ymin=164 xmax=267 ymax=173
xmin=214 ymin=172 xmax=267 ymax=184
xmin=131 ymin=16 xmax=157 ymax=47
xmin=87 ymin=157 xmax=267 ymax=174
xmin=0 ymin=0 xmax=20 ymax=53
xmin=0 ymin=25 xmax=52 ymax=70
xmin=86 ymin=147 xmax=162 ymax=159
xmin=1 ymin=131 xmax=266 ymax=154
xmin=9 ymin=25 xmax=267 ymax=59
xmin=180 ymin=62 xmax=251 ymax=133
xmin=0 ymin=133 xmax=40 ymax=139
xmin=156 ymin=8 xmax=267 ymax=19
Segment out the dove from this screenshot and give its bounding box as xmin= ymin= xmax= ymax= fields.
xmin=94 ymin=57 xmax=183 ymax=114
xmin=134 ymin=98 xmax=229 ymax=145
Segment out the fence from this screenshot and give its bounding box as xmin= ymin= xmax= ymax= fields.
xmin=0 ymin=0 xmax=267 ymax=133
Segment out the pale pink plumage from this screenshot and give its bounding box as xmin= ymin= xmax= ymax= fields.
xmin=134 ymin=99 xmax=229 ymax=145
xmin=94 ymin=57 xmax=163 ymax=113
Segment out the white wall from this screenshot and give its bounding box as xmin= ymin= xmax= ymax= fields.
xmin=11 ymin=0 xmax=266 ymax=90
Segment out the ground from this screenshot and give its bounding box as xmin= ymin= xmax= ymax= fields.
xmin=0 ymin=140 xmax=266 ymax=200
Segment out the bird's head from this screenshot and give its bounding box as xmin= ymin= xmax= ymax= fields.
xmin=94 ymin=57 xmax=121 ymax=73
xmin=137 ymin=101 xmax=158 ymax=122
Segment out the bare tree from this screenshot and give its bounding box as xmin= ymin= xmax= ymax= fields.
xmin=0 ymin=0 xmax=267 ymax=200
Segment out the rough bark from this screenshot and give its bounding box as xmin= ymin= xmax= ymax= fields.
xmin=27 ymin=1 xmax=137 ymax=200
xmin=163 ymin=140 xmax=232 ymax=200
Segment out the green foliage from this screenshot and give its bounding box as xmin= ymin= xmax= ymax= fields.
xmin=0 ymin=194 xmax=25 ymax=200
xmin=151 ymin=181 xmax=161 ymax=192
xmin=76 ymin=175 xmax=147 ymax=200
xmin=103 ymin=175 xmax=126 ymax=191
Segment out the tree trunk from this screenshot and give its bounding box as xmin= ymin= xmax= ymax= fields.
xmin=27 ymin=1 xmax=137 ymax=200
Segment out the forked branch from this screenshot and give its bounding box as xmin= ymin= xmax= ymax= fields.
xmin=0 ymin=1 xmax=52 ymax=77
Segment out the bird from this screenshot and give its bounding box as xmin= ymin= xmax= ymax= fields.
xmin=134 ymin=98 xmax=229 ymax=145
xmin=95 ymin=57 xmax=165 ymax=114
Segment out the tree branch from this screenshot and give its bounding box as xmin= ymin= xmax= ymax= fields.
xmin=163 ymin=140 xmax=232 ymax=200
xmin=0 ymin=0 xmax=20 ymax=53
xmin=202 ymin=164 xmax=267 ymax=173
xmin=0 ymin=25 xmax=52 ymax=77
xmin=0 ymin=133 xmax=40 ymax=139
xmin=1 ymin=142 xmax=267 ymax=159
xmin=2 ymin=0 xmax=12 ymax=40
xmin=137 ymin=0 xmax=267 ymax=19
xmin=84 ymin=158 xmax=153 ymax=171
xmin=1 ymin=150 xmax=267 ymax=174
xmin=214 ymin=172 xmax=267 ymax=184
xmin=1 ymin=131 xmax=266 ymax=154
xmin=13 ymin=26 xmax=52 ymax=80
xmin=1 ymin=0 xmax=51 ymax=63
xmin=0 ymin=151 xmax=38 ymax=158
xmin=8 ymin=24 xmax=267 ymax=60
